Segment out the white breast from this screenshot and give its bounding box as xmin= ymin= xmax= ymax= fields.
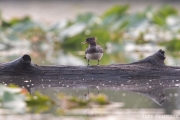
xmin=86 ymin=53 xmax=103 ymax=60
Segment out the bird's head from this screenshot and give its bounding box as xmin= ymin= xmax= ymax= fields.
xmin=82 ymin=37 xmax=96 ymax=44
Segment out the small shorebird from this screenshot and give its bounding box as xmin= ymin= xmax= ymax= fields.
xmin=82 ymin=37 xmax=104 ymax=66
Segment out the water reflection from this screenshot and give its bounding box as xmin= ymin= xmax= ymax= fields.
xmin=31 ymin=85 xmax=179 ymax=114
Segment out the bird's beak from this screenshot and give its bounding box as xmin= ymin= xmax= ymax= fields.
xmin=81 ymin=41 xmax=87 ymax=44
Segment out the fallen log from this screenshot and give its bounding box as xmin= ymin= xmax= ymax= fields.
xmin=0 ymin=49 xmax=180 ymax=105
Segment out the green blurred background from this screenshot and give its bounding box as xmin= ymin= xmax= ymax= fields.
xmin=1 ymin=0 xmax=180 ymax=66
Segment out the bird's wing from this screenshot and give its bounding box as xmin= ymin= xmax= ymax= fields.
xmin=85 ymin=48 xmax=88 ymax=54
xmin=97 ymin=45 xmax=104 ymax=53
xmin=85 ymin=47 xmax=96 ymax=54
xmin=85 ymin=46 xmax=104 ymax=54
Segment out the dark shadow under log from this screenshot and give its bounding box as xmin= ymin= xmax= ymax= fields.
xmin=0 ymin=49 xmax=180 ymax=105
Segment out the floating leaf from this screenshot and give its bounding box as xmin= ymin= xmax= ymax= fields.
xmin=0 ymin=84 xmax=26 ymax=113
xmin=26 ymin=92 xmax=54 ymax=113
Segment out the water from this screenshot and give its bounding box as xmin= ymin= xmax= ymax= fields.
xmin=0 ymin=87 xmax=180 ymax=119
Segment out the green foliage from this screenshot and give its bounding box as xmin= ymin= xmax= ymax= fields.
xmin=88 ymin=93 xmax=109 ymax=105
xmin=26 ymin=92 xmax=54 ymax=113
xmin=103 ymin=5 xmax=129 ymax=18
xmin=58 ymin=93 xmax=109 ymax=109
xmin=0 ymin=84 xmax=26 ymax=113
xmin=0 ymin=84 xmax=110 ymax=114
xmin=151 ymin=5 xmax=178 ymax=26
xmin=58 ymin=94 xmax=88 ymax=109
xmin=0 ymin=4 xmax=180 ymax=65
xmin=165 ymin=38 xmax=180 ymax=51
xmin=0 ymin=84 xmax=55 ymax=114
xmin=1 ymin=16 xmax=31 ymax=28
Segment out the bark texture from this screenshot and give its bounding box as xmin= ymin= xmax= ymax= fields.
xmin=0 ymin=49 xmax=179 ymax=105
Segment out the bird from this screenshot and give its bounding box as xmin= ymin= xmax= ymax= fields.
xmin=82 ymin=37 xmax=104 ymax=66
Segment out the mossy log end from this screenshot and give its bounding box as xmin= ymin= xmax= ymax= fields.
xmin=0 ymin=49 xmax=180 ymax=105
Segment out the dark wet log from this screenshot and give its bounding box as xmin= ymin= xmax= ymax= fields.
xmin=0 ymin=49 xmax=180 ymax=105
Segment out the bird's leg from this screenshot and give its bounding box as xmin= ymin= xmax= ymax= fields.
xmin=87 ymin=59 xmax=90 ymax=66
xmin=97 ymin=60 xmax=100 ymax=66
xmin=84 ymin=87 xmax=89 ymax=100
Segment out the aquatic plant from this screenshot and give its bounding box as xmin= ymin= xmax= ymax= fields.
xmin=1 ymin=5 xmax=180 ymax=65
